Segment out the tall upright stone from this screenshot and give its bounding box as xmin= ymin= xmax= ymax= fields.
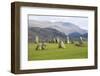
xmin=80 ymin=36 xmax=83 ymax=41
xmin=53 ymin=38 xmax=56 ymax=43
xmin=79 ymin=36 xmax=83 ymax=44
xmin=67 ymin=35 xmax=70 ymax=44
xmin=56 ymin=37 xmax=60 ymax=43
xmin=58 ymin=40 xmax=65 ymax=48
xmin=35 ymin=36 xmax=39 ymax=44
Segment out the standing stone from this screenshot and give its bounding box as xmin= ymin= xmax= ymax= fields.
xmin=53 ymin=38 xmax=56 ymax=43
xmin=42 ymin=42 xmax=47 ymax=50
xmin=67 ymin=35 xmax=70 ymax=44
xmin=35 ymin=36 xmax=39 ymax=44
xmin=79 ymin=36 xmax=83 ymax=44
xmin=36 ymin=43 xmax=42 ymax=50
xmin=59 ymin=40 xmax=65 ymax=48
xmin=56 ymin=37 xmax=60 ymax=43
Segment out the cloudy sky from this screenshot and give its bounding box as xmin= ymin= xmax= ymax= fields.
xmin=29 ymin=15 xmax=88 ymax=30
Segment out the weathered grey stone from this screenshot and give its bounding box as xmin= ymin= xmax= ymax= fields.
xmin=36 ymin=43 xmax=42 ymax=50
xmin=42 ymin=42 xmax=47 ymax=50
xmin=36 ymin=42 xmax=47 ymax=50
xmin=67 ymin=35 xmax=70 ymax=44
xmin=79 ymin=36 xmax=83 ymax=44
xmin=59 ymin=40 xmax=65 ymax=48
xmin=56 ymin=37 xmax=60 ymax=43
xmin=35 ymin=36 xmax=39 ymax=44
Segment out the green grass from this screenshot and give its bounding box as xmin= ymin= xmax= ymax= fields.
xmin=28 ymin=42 xmax=88 ymax=61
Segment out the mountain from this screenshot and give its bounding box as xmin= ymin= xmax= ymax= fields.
xmin=29 ymin=20 xmax=87 ymax=35
xmin=69 ymin=32 xmax=88 ymax=41
xmin=69 ymin=32 xmax=81 ymax=38
xmin=28 ymin=20 xmax=88 ymax=42
xmin=82 ymin=33 xmax=88 ymax=38
xmin=49 ymin=22 xmax=87 ymax=35
xmin=28 ymin=27 xmax=67 ymax=42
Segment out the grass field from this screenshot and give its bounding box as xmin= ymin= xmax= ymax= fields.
xmin=28 ymin=42 xmax=88 ymax=61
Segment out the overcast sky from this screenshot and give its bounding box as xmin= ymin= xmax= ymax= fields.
xmin=29 ymin=15 xmax=88 ymax=30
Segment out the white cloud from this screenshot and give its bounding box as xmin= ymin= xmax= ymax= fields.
xmin=29 ymin=15 xmax=88 ymax=30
